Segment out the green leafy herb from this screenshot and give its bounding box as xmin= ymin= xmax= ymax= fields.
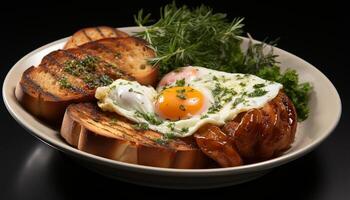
xmin=208 ymin=103 xmax=222 ymax=114
xmin=176 ymin=88 xmax=187 ymax=100
xmin=135 ymin=2 xmax=244 ymax=75
xmin=253 ymin=83 xmax=265 ymax=89
xmin=135 ymin=111 xmax=163 ymax=125
xmin=58 ymin=76 xmax=73 ymax=89
xmin=99 ymin=75 xmax=113 ymax=86
xmin=154 ymin=132 xmax=176 ymax=145
xmin=64 ymin=55 xmax=99 ymax=76
xmin=231 ymin=97 xmax=245 ymax=108
xmin=175 ymin=78 xmax=186 ymax=86
xmin=167 ymin=122 xmax=175 ymax=131
xmin=132 ymin=122 xmax=149 ymax=131
xmin=64 ymin=55 xmax=113 ymax=88
xmin=135 ymin=2 xmax=312 ymax=120
xmin=181 ymin=127 xmax=189 ymax=133
xmin=154 ymin=138 xmax=167 ymax=145
xmin=248 ymin=88 xmax=268 ymax=97
xmin=200 ymin=114 xmax=209 ymax=119
xmin=257 ymin=66 xmax=312 ymax=120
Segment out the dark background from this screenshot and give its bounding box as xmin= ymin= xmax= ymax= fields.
xmin=1 ymin=1 xmax=349 ymax=199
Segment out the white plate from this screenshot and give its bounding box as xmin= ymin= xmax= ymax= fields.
xmin=2 ymin=27 xmax=342 ymax=189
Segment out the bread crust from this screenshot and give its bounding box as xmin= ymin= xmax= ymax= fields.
xmin=16 ymin=36 xmax=158 ymax=124
xmin=64 ymin=26 xmax=129 ymax=49
xmin=60 ymin=103 xmax=210 ymax=168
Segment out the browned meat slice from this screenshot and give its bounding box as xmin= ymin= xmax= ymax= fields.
xmin=195 ymin=91 xmax=297 ymax=167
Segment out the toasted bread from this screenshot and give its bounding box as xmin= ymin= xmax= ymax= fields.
xmin=60 ymin=103 xmax=210 ymax=168
xmin=64 ymin=26 xmax=129 ymax=49
xmin=16 ymin=37 xmax=158 ymax=124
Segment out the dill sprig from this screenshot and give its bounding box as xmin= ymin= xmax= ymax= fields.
xmin=134 ymin=2 xmax=312 ymax=121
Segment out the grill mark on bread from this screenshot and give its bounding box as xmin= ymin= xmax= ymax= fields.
xmin=75 ymin=104 xmax=166 ymax=146
xmin=44 ymin=53 xmax=65 ymax=67
xmin=41 ymin=52 xmax=92 ymax=96
xmin=79 ymin=107 xmax=159 ymax=146
xmin=18 ymin=36 xmax=158 ymax=125
xmin=21 ymin=68 xmax=62 ymax=101
xmin=62 ymin=50 xmax=80 ymax=60
xmin=77 ymin=44 xmax=135 ymax=80
xmin=82 ymin=30 xmax=92 ymax=41
xmin=96 ymin=27 xmax=105 ymax=37
xmin=93 ymin=41 xmax=116 ymax=54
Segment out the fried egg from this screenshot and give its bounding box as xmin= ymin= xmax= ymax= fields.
xmin=95 ymin=66 xmax=283 ymax=137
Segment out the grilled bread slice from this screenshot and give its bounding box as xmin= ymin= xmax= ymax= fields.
xmin=16 ymin=37 xmax=158 ymax=124
xmin=64 ymin=26 xmax=129 ymax=49
xmin=61 ymin=103 xmax=210 ymax=168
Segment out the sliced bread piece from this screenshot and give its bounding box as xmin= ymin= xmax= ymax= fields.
xmin=64 ymin=26 xmax=129 ymax=49
xmin=16 ymin=37 xmax=157 ymax=124
xmin=61 ymin=103 xmax=210 ymax=168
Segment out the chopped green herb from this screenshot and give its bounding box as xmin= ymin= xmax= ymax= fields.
xmin=239 ymin=82 xmax=246 ymax=87
xmin=175 ymin=78 xmax=186 ymax=86
xmin=58 ymin=76 xmax=73 ymax=89
xmin=165 ymin=132 xmax=176 ymax=139
xmin=99 ymin=75 xmax=113 ymax=86
xmin=154 ymin=132 xmax=176 ymax=145
xmin=154 ymin=138 xmax=168 ymax=145
xmin=176 ymin=88 xmax=187 ymax=100
xmin=132 ymin=122 xmax=149 ymax=131
xmin=208 ymin=103 xmax=222 ymax=114
xmin=253 ymin=83 xmax=265 ymax=89
xmin=248 ymin=88 xmax=268 ymax=97
xmin=135 ymin=111 xmax=163 ymax=125
xmin=167 ymin=122 xmax=175 ymax=131
xmin=64 ymin=55 xmax=99 ymax=76
xmin=200 ymin=114 xmax=209 ymax=119
xmin=181 ymin=127 xmax=189 ymax=133
xmin=231 ymin=97 xmax=245 ymax=108
xmin=64 ymin=55 xmax=113 ymax=88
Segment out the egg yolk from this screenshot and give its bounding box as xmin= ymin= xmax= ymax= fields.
xmin=155 ymin=86 xmax=205 ymax=121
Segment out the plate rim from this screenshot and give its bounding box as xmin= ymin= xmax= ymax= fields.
xmin=2 ymin=26 xmax=342 ymax=176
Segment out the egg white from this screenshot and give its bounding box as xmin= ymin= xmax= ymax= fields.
xmin=95 ymin=66 xmax=283 ymax=137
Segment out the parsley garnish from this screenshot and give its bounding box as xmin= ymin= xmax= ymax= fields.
xmin=135 ymin=3 xmax=312 ymax=121
xmin=175 ymin=78 xmax=185 ymax=86
xmin=167 ymin=122 xmax=175 ymax=131
xmin=135 ymin=111 xmax=163 ymax=125
xmin=200 ymin=114 xmax=209 ymax=119
xmin=58 ymin=76 xmax=73 ymax=89
xmin=248 ymin=88 xmax=268 ymax=97
xmin=132 ymin=122 xmax=149 ymax=131
xmin=176 ymin=88 xmax=187 ymax=100
xmin=154 ymin=132 xmax=176 ymax=145
xmin=181 ymin=127 xmax=189 ymax=133
xmin=231 ymin=97 xmax=245 ymax=109
xmin=253 ymin=83 xmax=265 ymax=89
